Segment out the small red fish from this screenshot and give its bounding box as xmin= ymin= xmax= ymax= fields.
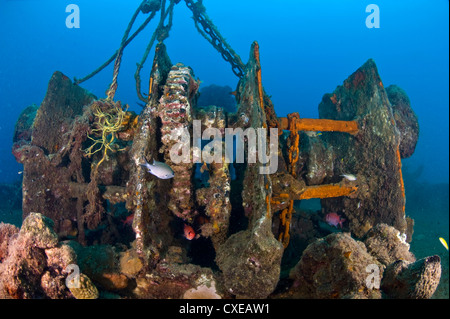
xmin=325 ymin=212 xmax=345 ymax=228
xmin=184 ymin=224 xmax=196 ymax=240
xmin=122 ymin=214 xmax=134 ymax=226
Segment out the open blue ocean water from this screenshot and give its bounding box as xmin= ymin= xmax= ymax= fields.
xmin=0 ymin=0 xmax=448 ymax=298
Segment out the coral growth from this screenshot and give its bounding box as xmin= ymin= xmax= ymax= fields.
xmin=0 ymin=213 xmax=61 ymax=298
xmin=183 ymin=281 xmax=221 ymax=299
xmin=381 ymin=255 xmax=441 ymax=299
xmin=19 ymin=212 xmax=58 ymax=249
xmin=0 ymin=223 xmax=18 ymax=262
xmin=363 ymin=223 xmax=415 ymax=266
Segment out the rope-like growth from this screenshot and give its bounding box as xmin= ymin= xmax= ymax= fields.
xmin=106 ymin=2 xmax=152 ymax=100
xmin=135 ymin=0 xmax=176 ymax=102
xmin=74 ymin=1 xmax=157 ymax=86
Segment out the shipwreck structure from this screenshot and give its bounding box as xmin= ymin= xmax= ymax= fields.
xmin=2 ymin=0 xmax=441 ymax=299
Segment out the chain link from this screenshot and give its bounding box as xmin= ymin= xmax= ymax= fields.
xmin=184 ymin=0 xmax=245 ymax=78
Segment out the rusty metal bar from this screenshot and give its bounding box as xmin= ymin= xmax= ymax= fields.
xmin=298 ymin=184 xmax=357 ymax=200
xmin=278 ymin=117 xmax=359 ymax=134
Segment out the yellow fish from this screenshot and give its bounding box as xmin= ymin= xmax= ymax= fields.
xmin=439 ymin=237 xmax=449 ymax=250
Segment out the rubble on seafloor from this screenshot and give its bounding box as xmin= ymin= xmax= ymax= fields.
xmin=2 ymin=41 xmax=441 ymax=299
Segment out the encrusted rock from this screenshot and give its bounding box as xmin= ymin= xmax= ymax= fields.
xmin=20 ymin=212 xmax=58 ymax=249
xmin=386 ymin=85 xmax=419 ymax=158
xmin=0 ymin=223 xmax=19 ymax=262
xmin=42 ymin=243 xmax=78 ymax=298
xmin=132 ymin=263 xmax=217 ymax=299
xmin=97 ymin=273 xmax=129 ymax=291
xmin=381 ymin=255 xmax=441 ymax=299
xmin=120 ymin=249 xmax=144 ymax=277
xmin=363 ymin=223 xmax=415 ymax=266
xmin=289 ymin=232 xmax=382 ymax=299
xmin=11 ymin=104 xmax=38 ymax=162
xmin=0 ymin=234 xmax=47 ymax=298
xmin=69 ymin=242 xmax=121 ymax=289
xmin=318 ymin=59 xmax=407 ymax=238
xmin=0 ymin=219 xmax=77 ymax=299
xmin=216 ymin=218 xmax=283 ymax=299
xmin=45 ymin=243 xmax=77 ymax=271
xmin=164 ymin=246 xmax=188 ymax=264
xmin=40 ymin=270 xmax=70 ymax=299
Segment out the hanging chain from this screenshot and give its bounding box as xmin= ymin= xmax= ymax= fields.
xmin=75 ymin=0 xmax=245 ymax=101
xmin=184 ymin=0 xmax=245 ymax=78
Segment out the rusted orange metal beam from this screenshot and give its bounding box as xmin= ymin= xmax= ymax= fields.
xmin=278 ymin=117 xmax=359 ymax=134
xmin=396 ymin=146 xmax=406 ymax=213
xmin=272 ymin=184 xmax=357 ymax=204
xmin=298 ymin=184 xmax=357 ymax=200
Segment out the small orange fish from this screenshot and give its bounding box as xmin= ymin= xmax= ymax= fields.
xmin=184 ymin=224 xmax=196 ymax=240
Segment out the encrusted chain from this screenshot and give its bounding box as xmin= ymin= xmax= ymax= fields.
xmin=184 ymin=0 xmax=245 ymax=78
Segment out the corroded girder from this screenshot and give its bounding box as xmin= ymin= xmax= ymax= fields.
xmin=271 ymin=183 xmax=357 ymax=211
xmin=298 ymin=184 xmax=358 ymax=200
xmin=275 ymin=113 xmax=359 ymax=247
xmin=278 ymin=117 xmax=359 ymax=134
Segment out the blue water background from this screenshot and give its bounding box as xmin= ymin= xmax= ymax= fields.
xmin=0 ymin=0 xmax=448 ymax=185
